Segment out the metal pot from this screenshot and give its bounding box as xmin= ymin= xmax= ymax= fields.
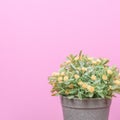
xmin=60 ymin=96 xmax=112 ymax=120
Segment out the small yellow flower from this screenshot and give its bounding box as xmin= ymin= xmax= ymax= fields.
xmin=79 ymin=56 xmax=82 ymax=60
xmin=109 ymin=86 xmax=112 ymax=89
xmin=69 ymin=84 xmax=74 ymax=89
xmin=74 ymin=56 xmax=79 ymax=61
xmin=88 ymin=57 xmax=93 ymax=61
xmin=49 ymin=81 xmax=53 ymax=85
xmin=87 ymin=86 xmax=95 ymax=93
xmin=118 ymin=73 xmax=120 ymax=78
xmin=61 ymin=72 xmax=65 ymax=76
xmin=82 ymin=83 xmax=88 ymax=89
xmin=60 ymin=63 xmax=64 ymax=68
xmin=92 ymin=60 xmax=97 ymax=65
xmin=74 ymin=74 xmax=80 ymax=79
xmin=107 ymin=70 xmax=113 ymax=75
xmin=77 ymin=67 xmax=81 ymax=71
xmin=96 ymin=59 xmax=101 ymax=64
xmin=102 ymin=75 xmax=108 ymax=80
xmin=65 ymin=90 xmax=70 ymax=95
xmin=66 ymin=60 xmax=71 ymax=64
xmin=78 ymin=81 xmax=83 ymax=86
xmin=50 ymin=81 xmax=56 ymax=86
xmin=52 ymin=91 xmax=58 ymax=96
xmin=114 ymin=80 xmax=120 ymax=85
xmin=52 ymin=72 xmax=59 ymax=76
xmin=91 ymin=75 xmax=96 ymax=80
xmin=64 ymin=76 xmax=69 ymax=81
xmin=53 ymin=83 xmax=56 ymax=87
xmin=58 ymin=77 xmax=62 ymax=82
xmin=81 ymin=67 xmax=87 ymax=72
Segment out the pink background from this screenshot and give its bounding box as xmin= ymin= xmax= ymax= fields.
xmin=0 ymin=0 xmax=120 ymax=120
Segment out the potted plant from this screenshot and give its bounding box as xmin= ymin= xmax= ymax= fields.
xmin=48 ymin=51 xmax=120 ymax=120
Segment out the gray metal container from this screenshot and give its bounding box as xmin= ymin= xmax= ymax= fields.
xmin=60 ymin=96 xmax=112 ymax=120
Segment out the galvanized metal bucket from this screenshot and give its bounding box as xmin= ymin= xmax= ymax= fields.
xmin=60 ymin=96 xmax=112 ymax=120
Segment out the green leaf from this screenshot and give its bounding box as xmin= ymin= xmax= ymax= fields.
xmin=67 ymin=95 xmax=74 ymax=99
xmin=64 ymin=81 xmax=71 ymax=85
xmin=67 ymin=54 xmax=75 ymax=61
xmin=70 ymin=64 xmax=76 ymax=70
xmin=106 ymin=96 xmax=112 ymax=99
xmin=58 ymin=89 xmax=65 ymax=94
xmin=78 ymin=92 xmax=82 ymax=99
xmin=79 ymin=61 xmax=84 ymax=67
xmin=93 ymin=80 xmax=101 ymax=84
xmin=69 ymin=89 xmax=77 ymax=94
xmin=59 ymin=67 xmax=65 ymax=72
xmin=103 ymin=59 xmax=109 ymax=65
xmin=89 ymin=93 xmax=94 ymax=97
xmin=98 ymin=93 xmax=104 ymax=98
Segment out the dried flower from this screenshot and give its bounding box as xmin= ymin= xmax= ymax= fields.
xmin=102 ymin=75 xmax=108 ymax=80
xmin=69 ymin=84 xmax=74 ymax=89
xmin=107 ymin=70 xmax=113 ymax=75
xmin=82 ymin=83 xmax=88 ymax=89
xmin=65 ymin=90 xmax=70 ymax=95
xmin=96 ymin=59 xmax=101 ymax=63
xmin=92 ymin=60 xmax=97 ymax=65
xmin=88 ymin=57 xmax=93 ymax=61
xmin=81 ymin=67 xmax=87 ymax=72
xmin=64 ymin=76 xmax=69 ymax=81
xmin=74 ymin=74 xmax=80 ymax=79
xmin=78 ymin=81 xmax=83 ymax=86
xmin=61 ymin=72 xmax=65 ymax=76
xmin=87 ymin=86 xmax=95 ymax=93
xmin=66 ymin=60 xmax=71 ymax=64
xmin=91 ymin=75 xmax=96 ymax=81
xmin=114 ymin=80 xmax=120 ymax=85
xmin=52 ymin=72 xmax=59 ymax=76
xmin=58 ymin=77 xmax=63 ymax=83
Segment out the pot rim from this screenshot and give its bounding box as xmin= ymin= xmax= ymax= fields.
xmin=61 ymin=96 xmax=112 ymax=101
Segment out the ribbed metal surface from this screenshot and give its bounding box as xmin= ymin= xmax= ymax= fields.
xmin=60 ymin=96 xmax=111 ymax=120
